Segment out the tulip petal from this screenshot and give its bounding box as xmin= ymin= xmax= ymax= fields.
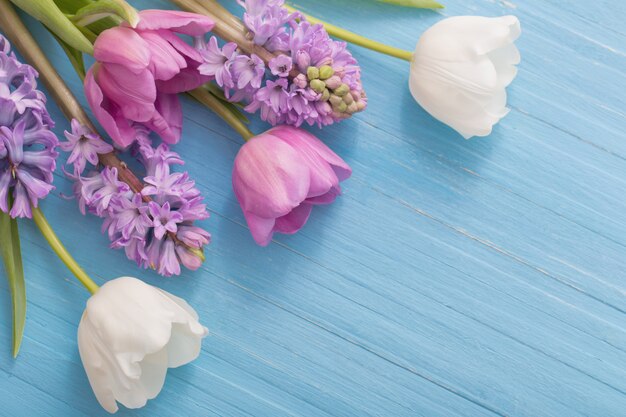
xmin=233 ymin=136 xmax=310 ymax=219
xmin=269 ymin=125 xmax=352 ymax=182
xmin=135 ymin=10 xmax=215 ymax=35
xmin=156 ymin=60 xmax=210 ymax=94
xmin=159 ymin=29 xmax=203 ymax=62
xmin=146 ymin=92 xmax=182 ymax=144
xmin=243 ymin=211 xmax=276 ymax=246
xmin=274 ymin=203 xmax=313 ymax=234
xmin=78 ymin=315 xmax=120 ymax=413
xmin=137 ymin=347 xmax=169 ymax=400
xmin=166 ymin=323 xmax=204 ymax=368
xmin=94 ymin=27 xmax=150 ymax=73
xmin=138 ymin=30 xmax=188 ymax=81
xmin=415 ymin=15 xmax=521 ymax=62
xmin=84 ymin=66 xmax=137 ymax=147
xmin=306 ymin=186 xmax=341 ymax=205
xmin=97 ymin=63 xmax=156 ymax=123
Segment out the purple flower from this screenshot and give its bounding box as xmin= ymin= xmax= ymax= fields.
xmin=197 ymin=37 xmax=238 ymax=88
xmin=176 ymin=225 xmax=210 ymax=249
xmin=230 ymin=54 xmax=265 ymax=89
xmin=148 ymin=201 xmax=183 ymax=239
xmin=80 ymin=167 xmax=130 ymax=216
xmin=203 ymin=0 xmax=366 ymax=128
xmin=269 ymin=54 xmax=292 ymax=77
xmin=108 ymin=193 xmax=151 ymax=240
xmin=65 ymin=133 xmax=210 ymax=276
xmin=238 ymin=0 xmax=297 ymax=46
xmin=85 ymin=10 xmax=214 ymax=147
xmin=232 ymin=125 xmax=351 ymax=245
xmin=0 ymin=40 xmax=59 ymax=219
xmin=60 ymin=119 xmax=113 ymax=175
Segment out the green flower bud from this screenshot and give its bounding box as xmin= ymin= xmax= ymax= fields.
xmin=334 ymin=101 xmax=348 ymax=113
xmin=321 ymin=88 xmax=331 ymax=101
xmin=334 ymin=83 xmax=350 ymax=97
xmin=307 ymin=66 xmax=319 ymax=80
xmin=329 ymin=95 xmax=343 ymax=106
xmin=310 ymin=79 xmax=326 ymax=94
xmin=318 ymin=65 xmax=334 ymax=80
xmin=343 ymin=93 xmax=354 ymax=105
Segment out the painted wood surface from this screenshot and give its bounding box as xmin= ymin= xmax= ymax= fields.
xmin=1 ymin=0 xmax=625 ymax=416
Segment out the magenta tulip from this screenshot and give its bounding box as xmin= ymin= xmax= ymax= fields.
xmin=233 ymin=126 xmax=351 ymax=246
xmin=84 ymin=10 xmax=214 ymax=147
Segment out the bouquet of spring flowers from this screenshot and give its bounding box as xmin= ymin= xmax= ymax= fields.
xmin=0 ymin=0 xmax=522 ymax=412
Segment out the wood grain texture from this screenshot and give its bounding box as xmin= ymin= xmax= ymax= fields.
xmin=1 ymin=0 xmax=625 ymax=416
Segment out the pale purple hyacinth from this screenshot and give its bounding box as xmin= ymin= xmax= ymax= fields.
xmin=63 ymin=121 xmax=210 ymax=277
xmin=230 ymin=54 xmax=265 ymax=89
xmin=0 ymin=34 xmax=59 ymax=218
xmin=197 ymin=37 xmax=238 ymax=88
xmin=196 ymin=0 xmax=366 ymax=128
xmin=60 ymin=119 xmax=113 ymax=175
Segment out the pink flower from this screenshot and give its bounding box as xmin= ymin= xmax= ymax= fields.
xmin=232 ymin=125 xmax=351 ymax=246
xmin=84 ymin=10 xmax=214 ymax=147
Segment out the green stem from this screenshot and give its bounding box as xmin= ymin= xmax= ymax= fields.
xmin=285 ymin=5 xmax=413 ymax=62
xmin=189 ymin=87 xmax=255 ymax=141
xmin=31 ymin=207 xmax=99 ymax=294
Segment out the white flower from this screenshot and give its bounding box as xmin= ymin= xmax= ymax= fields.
xmin=409 ymin=16 xmax=521 ymax=139
xmin=77 ymin=277 xmax=208 ymax=413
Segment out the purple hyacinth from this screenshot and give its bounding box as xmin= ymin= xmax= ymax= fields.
xmin=60 ymin=119 xmax=113 ymax=175
xmin=0 ymin=34 xmax=59 ymax=219
xmin=196 ymin=0 xmax=366 ymax=128
xmin=62 ymin=121 xmax=210 ymax=277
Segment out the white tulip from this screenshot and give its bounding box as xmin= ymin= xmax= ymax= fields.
xmin=77 ymin=277 xmax=208 ymax=413
xmin=409 ymin=15 xmax=521 ymax=139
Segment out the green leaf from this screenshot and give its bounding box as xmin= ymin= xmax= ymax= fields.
xmin=48 ymin=29 xmax=86 ymax=80
xmin=0 ymin=210 xmax=26 ymax=358
xmin=378 ymin=0 xmax=444 ymax=8
xmin=72 ymin=0 xmax=139 ymax=27
xmin=10 ymin=0 xmax=94 ymax=54
xmin=53 ymin=0 xmax=91 ymax=14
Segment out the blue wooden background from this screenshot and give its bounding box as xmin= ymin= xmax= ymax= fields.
xmin=1 ymin=0 xmax=625 ymax=415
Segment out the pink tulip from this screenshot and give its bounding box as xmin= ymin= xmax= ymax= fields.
xmin=84 ymin=10 xmax=214 ymax=147
xmin=233 ymin=126 xmax=351 ymax=246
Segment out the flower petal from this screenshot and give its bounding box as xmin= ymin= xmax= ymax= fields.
xmin=146 ymin=93 xmax=182 ymax=144
xmin=243 ymin=211 xmax=276 ymax=246
xmin=232 ymin=135 xmax=310 ymax=219
xmin=94 ymin=27 xmax=150 ymax=73
xmin=135 ymin=10 xmax=214 ymax=35
xmin=84 ymin=67 xmax=137 ymax=147
xmin=97 ymin=63 xmax=156 ymax=123
xmin=138 ymin=30 xmax=187 ymax=81
xmin=269 ymin=125 xmax=352 ymax=182
xmin=273 ymin=203 xmax=313 ymax=234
